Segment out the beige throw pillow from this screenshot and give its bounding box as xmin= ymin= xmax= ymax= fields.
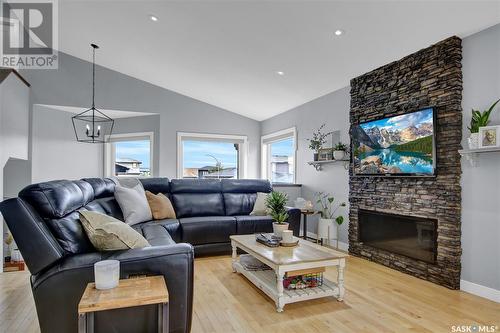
xmin=114 ymin=184 xmax=153 ymax=225
xmin=79 ymin=210 xmax=150 ymax=251
xmin=250 ymin=192 xmax=269 ymax=216
xmin=145 ymin=191 xmax=176 ymax=220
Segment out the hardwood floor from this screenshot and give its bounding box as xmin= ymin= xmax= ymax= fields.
xmin=1 ymin=255 xmax=499 ymax=332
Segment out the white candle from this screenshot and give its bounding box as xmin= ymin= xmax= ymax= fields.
xmin=94 ymin=260 xmax=120 ymax=290
xmin=282 ymin=230 xmax=293 ymax=243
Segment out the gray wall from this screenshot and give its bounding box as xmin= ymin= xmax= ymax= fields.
xmin=112 ymin=115 xmax=161 ymax=177
xmin=31 ymin=105 xmax=102 ymax=183
xmin=0 ymin=73 xmax=30 ymax=269
xmin=461 ymin=24 xmax=500 ymax=291
xmin=21 ymin=52 xmax=261 ymax=179
xmin=261 ymin=87 xmax=350 ymax=244
xmin=3 ymin=158 xmax=30 ymax=199
xmin=261 ymin=23 xmax=500 ymax=292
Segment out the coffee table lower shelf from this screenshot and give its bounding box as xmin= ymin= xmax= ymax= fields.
xmin=233 ymin=261 xmax=339 ymax=312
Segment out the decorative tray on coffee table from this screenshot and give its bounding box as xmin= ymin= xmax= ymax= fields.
xmin=280 ymin=239 xmax=299 ymax=247
xmin=255 ymin=234 xmax=299 ymax=247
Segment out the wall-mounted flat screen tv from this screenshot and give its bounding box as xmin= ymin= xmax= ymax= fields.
xmin=352 ymin=107 xmax=436 ymax=176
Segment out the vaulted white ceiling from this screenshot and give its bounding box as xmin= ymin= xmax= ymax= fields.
xmin=59 ymin=1 xmax=500 ymax=121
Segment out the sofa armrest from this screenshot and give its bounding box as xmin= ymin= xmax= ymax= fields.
xmin=285 ymin=207 xmax=301 ymax=237
xmin=31 ymin=243 xmax=194 ymax=333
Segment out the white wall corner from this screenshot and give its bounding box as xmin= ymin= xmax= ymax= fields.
xmin=460 ymin=279 xmax=500 ymax=303
xmin=337 ymin=241 xmax=349 ymax=252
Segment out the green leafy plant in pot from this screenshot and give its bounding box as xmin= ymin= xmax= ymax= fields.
xmin=333 ymin=142 xmax=348 ymax=160
xmin=467 ymin=99 xmax=500 ymax=149
xmin=265 ymin=191 xmax=289 ymax=238
xmin=315 ymin=192 xmax=346 ymax=248
xmin=307 ymin=124 xmax=333 ymax=161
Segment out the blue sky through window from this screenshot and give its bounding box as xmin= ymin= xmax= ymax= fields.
xmin=183 ymin=141 xmax=237 ymax=168
xmin=270 ymin=138 xmax=294 ymax=157
xmin=115 ymin=140 xmax=150 ymax=168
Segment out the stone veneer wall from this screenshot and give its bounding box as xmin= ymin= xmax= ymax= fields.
xmin=348 ymin=37 xmax=463 ymax=289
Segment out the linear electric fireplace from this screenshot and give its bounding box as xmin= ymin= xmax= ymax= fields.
xmin=358 ymin=209 xmax=437 ymax=264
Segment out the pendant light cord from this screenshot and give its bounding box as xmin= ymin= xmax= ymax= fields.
xmin=91 ymin=43 xmax=98 ymax=108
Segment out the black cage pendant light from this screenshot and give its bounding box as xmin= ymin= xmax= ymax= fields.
xmin=72 ymin=43 xmax=114 ymax=143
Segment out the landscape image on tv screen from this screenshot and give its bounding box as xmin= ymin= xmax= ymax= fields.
xmin=352 ymin=108 xmax=435 ymax=175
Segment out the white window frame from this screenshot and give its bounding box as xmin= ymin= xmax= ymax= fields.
xmin=177 ymin=132 xmax=248 ymax=179
xmin=104 ymin=132 xmax=155 ymax=178
xmin=261 ymin=127 xmax=297 ymax=184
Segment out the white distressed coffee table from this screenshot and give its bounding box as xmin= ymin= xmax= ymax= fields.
xmin=230 ymin=234 xmax=347 ymax=312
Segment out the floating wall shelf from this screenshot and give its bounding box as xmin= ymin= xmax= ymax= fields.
xmin=458 ymin=147 xmax=500 ymax=166
xmin=307 ymin=159 xmax=350 ymax=171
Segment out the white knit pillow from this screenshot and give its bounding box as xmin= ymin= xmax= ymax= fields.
xmin=114 ymin=184 xmax=152 ymax=225
xmin=250 ymin=192 xmax=269 ymax=216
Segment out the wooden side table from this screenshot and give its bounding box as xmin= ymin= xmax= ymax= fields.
xmin=300 ymin=209 xmax=316 ymax=240
xmin=78 ymin=276 xmax=169 ymax=333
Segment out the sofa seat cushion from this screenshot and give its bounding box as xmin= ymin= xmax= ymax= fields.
xmin=179 ymin=216 xmax=236 ymax=245
xmin=132 ymin=221 xmax=176 ymax=247
xmin=235 ymin=215 xmax=274 ymax=235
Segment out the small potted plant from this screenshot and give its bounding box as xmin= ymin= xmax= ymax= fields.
xmin=468 ymin=99 xmax=499 ymax=149
xmin=307 ymin=124 xmax=332 ymax=161
xmin=333 ymin=142 xmax=348 ymax=160
xmin=266 ymin=191 xmax=289 ymax=238
xmin=315 ymin=192 xmax=346 ymax=248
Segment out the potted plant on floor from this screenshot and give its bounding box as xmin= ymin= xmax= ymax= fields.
xmin=333 ymin=142 xmax=348 ymax=160
xmin=315 ymin=192 xmax=346 ymax=248
xmin=307 ymin=124 xmax=333 ymax=161
xmin=467 ymin=98 xmax=500 ymax=149
xmin=266 ymin=191 xmax=289 ymax=238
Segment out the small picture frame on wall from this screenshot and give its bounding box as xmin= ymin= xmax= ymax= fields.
xmin=478 ymin=126 xmax=500 ymax=148
xmin=318 ymin=148 xmax=333 ymax=161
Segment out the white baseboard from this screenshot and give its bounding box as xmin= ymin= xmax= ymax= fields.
xmin=305 ymin=231 xmax=349 ymax=251
xmin=460 ymin=279 xmax=500 ymax=303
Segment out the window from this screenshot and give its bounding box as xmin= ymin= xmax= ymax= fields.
xmin=261 ymin=127 xmax=296 ymax=184
xmin=177 ymin=132 xmax=248 ymax=179
xmin=104 ymin=132 xmax=154 ymax=177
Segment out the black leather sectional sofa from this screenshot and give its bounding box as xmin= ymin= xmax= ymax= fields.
xmin=0 ymin=178 xmax=300 ymax=333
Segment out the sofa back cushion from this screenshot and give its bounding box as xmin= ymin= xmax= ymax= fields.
xmin=170 ymin=179 xmax=224 ymax=218
xmin=19 ymin=180 xmax=93 ymax=219
xmin=140 ymin=177 xmax=170 ymax=196
xmin=17 ymin=178 xmax=123 ymax=255
xmin=221 ymin=179 xmax=272 ymax=216
xmin=82 ymin=178 xmax=116 ymax=198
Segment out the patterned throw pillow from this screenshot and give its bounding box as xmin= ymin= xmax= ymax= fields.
xmin=79 ymin=210 xmax=150 ymax=251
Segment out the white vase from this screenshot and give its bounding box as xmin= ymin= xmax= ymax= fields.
xmin=468 ymin=133 xmax=479 ymax=149
xmin=272 ymin=222 xmax=289 ymax=238
xmin=318 ymin=218 xmax=333 ymax=242
xmin=333 ymin=150 xmax=345 ymax=160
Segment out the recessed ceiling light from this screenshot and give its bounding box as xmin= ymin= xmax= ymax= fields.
xmin=334 ymin=29 xmax=344 ymax=36
xmin=276 ymin=71 xmax=285 ymax=76
xmin=149 ymin=15 xmax=158 ymax=22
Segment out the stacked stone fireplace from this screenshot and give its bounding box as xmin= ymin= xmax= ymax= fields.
xmin=348 ymin=37 xmax=463 ymax=289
